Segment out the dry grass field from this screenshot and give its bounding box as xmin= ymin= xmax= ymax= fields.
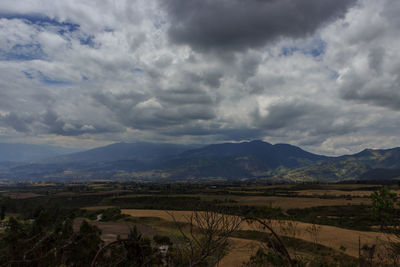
xmin=121 ymin=209 xmax=391 ymax=259
xmin=114 ymin=193 xmax=372 ymax=210
xmin=229 ymin=195 xmax=371 ymax=209
xmin=219 ymin=238 xmax=259 ymax=267
xmin=229 ymin=184 xmax=381 ymax=190
xmin=73 ymin=218 xmax=156 ymax=243
xmin=294 ymin=189 xmax=400 ymax=198
xmin=1 ymin=192 xmax=43 ymax=199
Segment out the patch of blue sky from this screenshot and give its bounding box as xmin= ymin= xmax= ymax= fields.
xmin=133 ymin=68 xmax=143 ymax=73
xmin=0 ymin=13 xmax=98 ymax=49
xmin=280 ymin=46 xmax=300 ymax=56
xmin=0 ymin=13 xmax=79 ymax=32
xmin=23 ymin=70 xmax=84 ymax=84
xmin=304 ymin=38 xmax=326 ymax=58
xmin=79 ymin=35 xmax=97 ymax=48
xmin=0 ymin=43 xmax=45 ymax=61
xmin=38 ymin=71 xmax=74 ymax=86
xmin=22 ymin=71 xmax=34 ymax=79
xmin=328 ymin=69 xmax=339 ymax=80
xmin=280 ymin=38 xmax=327 ymax=59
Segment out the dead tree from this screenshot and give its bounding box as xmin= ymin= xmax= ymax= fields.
xmin=168 ymin=209 xmax=243 ymax=267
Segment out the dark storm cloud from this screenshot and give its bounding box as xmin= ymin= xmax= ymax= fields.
xmin=39 ymin=109 xmax=124 ymax=136
xmin=253 ymin=101 xmax=315 ymax=129
xmin=251 ymin=99 xmax=356 ymax=139
xmin=2 ymin=0 xmax=400 ymax=155
xmin=368 ymin=47 xmax=385 ymax=74
xmin=237 ymin=53 xmax=260 ymax=82
xmin=93 ymin=91 xmax=216 ymax=130
xmin=171 ymin=69 xmax=223 ymax=89
xmin=0 ymin=112 xmax=34 ymax=132
xmin=159 ymin=123 xmax=265 ymax=141
xmin=158 ymin=87 xmax=214 ymax=105
xmin=201 ymin=71 xmax=223 ymax=88
xmin=310 ymin=121 xmax=357 ymax=136
xmin=93 ymin=91 xmax=148 ymax=111
xmin=31 ymin=92 xmax=56 ymax=108
xmin=0 ymin=109 xmax=123 ymax=136
xmin=341 ymin=85 xmax=400 ymax=110
xmin=339 ymin=66 xmax=400 ymax=111
xmin=0 ymin=91 xmax=13 ymax=109
xmin=163 ymin=0 xmax=356 ymax=52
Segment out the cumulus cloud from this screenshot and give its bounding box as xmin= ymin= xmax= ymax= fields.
xmin=0 ymin=0 xmax=400 ymax=155
xmin=323 ymin=0 xmax=400 ymax=111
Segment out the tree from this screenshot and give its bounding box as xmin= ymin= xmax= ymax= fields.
xmin=169 ymin=209 xmax=243 ymax=267
xmin=0 ymin=210 xmax=103 ymax=267
xmin=90 ymin=226 xmax=156 ymax=267
xmin=371 ymin=187 xmax=398 ymax=230
xmin=0 ymin=205 xmax=6 ymax=220
xmin=370 ymin=187 xmax=400 ymax=265
xmin=68 ymin=220 xmax=103 ymax=266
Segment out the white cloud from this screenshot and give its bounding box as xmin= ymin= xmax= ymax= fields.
xmin=0 ymin=0 xmax=399 ymax=155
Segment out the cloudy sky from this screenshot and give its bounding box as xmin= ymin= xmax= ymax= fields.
xmin=0 ymin=0 xmax=399 ymax=155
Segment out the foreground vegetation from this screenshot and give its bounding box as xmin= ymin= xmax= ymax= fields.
xmin=1 ymin=181 xmax=400 ymax=266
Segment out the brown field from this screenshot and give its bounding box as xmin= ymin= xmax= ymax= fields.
xmin=1 ymin=192 xmax=43 ymax=199
xmin=294 ymin=189 xmax=400 ymax=198
xmin=31 ymin=183 xmax=57 ymax=186
xmin=121 ymin=209 xmax=391 ymax=259
xmin=81 ymin=190 xmax=130 ymax=196
xmin=230 ymin=195 xmax=371 ymax=209
xmin=219 ymin=238 xmax=259 ymax=267
xmin=115 ymin=193 xmax=372 ymax=210
xmin=231 ymin=184 xmax=382 ymax=190
xmin=73 ymin=218 xmax=156 ymax=243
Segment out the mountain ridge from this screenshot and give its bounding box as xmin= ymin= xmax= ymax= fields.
xmin=1 ymin=140 xmax=400 ymax=182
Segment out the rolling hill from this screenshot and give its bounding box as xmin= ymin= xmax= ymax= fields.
xmin=278 ymin=147 xmax=400 ymax=182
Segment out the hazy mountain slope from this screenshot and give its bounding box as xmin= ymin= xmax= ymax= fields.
xmin=0 ymin=142 xmax=196 ymax=180
xmin=47 ymin=142 xmax=195 ymax=164
xmin=0 ymin=143 xmax=79 ymax=163
xmin=162 ymin=140 xmax=333 ymax=179
xmin=4 ymin=141 xmax=400 ymax=182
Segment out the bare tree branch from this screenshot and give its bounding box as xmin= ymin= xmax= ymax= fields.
xmin=245 ymin=216 xmax=294 ymax=267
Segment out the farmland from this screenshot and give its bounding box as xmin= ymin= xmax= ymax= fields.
xmin=0 ymin=181 xmax=399 ymax=266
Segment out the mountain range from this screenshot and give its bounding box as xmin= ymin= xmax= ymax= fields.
xmin=1 ymin=140 xmax=400 ymax=182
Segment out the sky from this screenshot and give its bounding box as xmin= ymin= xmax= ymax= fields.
xmin=0 ymin=0 xmax=399 ymax=155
